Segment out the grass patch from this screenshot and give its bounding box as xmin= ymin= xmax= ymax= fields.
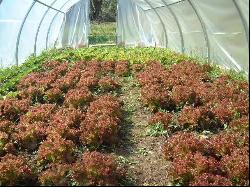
xmin=90 ymin=22 xmax=116 ymax=36
xmin=89 ymin=35 xmax=116 ymax=45
xmin=90 ymin=22 xmax=116 ymax=45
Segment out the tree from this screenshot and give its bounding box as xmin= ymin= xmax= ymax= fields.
xmin=90 ymin=0 xmax=117 ymax=22
xmin=91 ymin=0 xmax=103 ymax=21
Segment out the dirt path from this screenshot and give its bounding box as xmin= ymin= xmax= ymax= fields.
xmin=113 ymin=76 xmax=170 ymax=186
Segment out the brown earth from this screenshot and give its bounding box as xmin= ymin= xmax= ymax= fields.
xmin=108 ymin=76 xmax=171 ymax=186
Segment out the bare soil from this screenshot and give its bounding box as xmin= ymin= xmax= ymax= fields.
xmin=110 ymin=76 xmax=171 ymax=186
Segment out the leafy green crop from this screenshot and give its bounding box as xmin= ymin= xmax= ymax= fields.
xmin=0 ymin=46 xmax=247 ymax=98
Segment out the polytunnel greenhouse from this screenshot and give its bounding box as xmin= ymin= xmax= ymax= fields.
xmin=0 ymin=0 xmax=249 ymax=186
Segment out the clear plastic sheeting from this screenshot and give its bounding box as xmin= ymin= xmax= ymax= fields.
xmin=0 ymin=0 xmax=249 ymax=75
xmin=56 ymin=0 xmax=90 ymax=48
xmin=0 ymin=0 xmax=90 ymax=67
xmin=117 ymin=0 xmax=249 ymax=75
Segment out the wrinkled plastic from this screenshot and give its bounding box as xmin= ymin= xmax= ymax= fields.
xmin=0 ymin=0 xmax=249 ymax=76
xmin=0 ymin=0 xmax=89 ymax=67
xmin=57 ymin=0 xmax=90 ymax=48
xmin=117 ymin=0 xmax=249 ymax=74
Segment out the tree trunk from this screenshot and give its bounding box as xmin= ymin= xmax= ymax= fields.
xmin=91 ymin=0 xmax=103 ymax=21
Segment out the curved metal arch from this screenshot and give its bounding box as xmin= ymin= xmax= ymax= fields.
xmin=15 ymin=1 xmax=36 ymax=66
xmin=161 ymin=0 xmax=185 ymax=53
xmin=46 ymin=0 xmax=76 ymax=50
xmin=232 ymin=0 xmax=249 ymax=48
xmin=54 ymin=0 xmax=92 ymax=48
xmin=34 ymin=0 xmax=65 ymax=13
xmin=34 ymin=0 xmax=60 ymax=56
xmin=168 ymin=0 xmax=186 ymax=6
xmin=55 ymin=4 xmax=82 ymax=48
xmin=187 ymin=0 xmax=210 ymax=62
xmin=143 ymin=0 xmax=169 ymax=48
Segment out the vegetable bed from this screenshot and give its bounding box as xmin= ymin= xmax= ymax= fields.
xmin=0 ymin=47 xmax=248 ymax=186
xmin=137 ymin=61 xmax=249 ymax=186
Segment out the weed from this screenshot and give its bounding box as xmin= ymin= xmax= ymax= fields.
xmin=137 ymin=147 xmax=152 ymax=156
xmin=146 ymin=122 xmax=169 ymax=137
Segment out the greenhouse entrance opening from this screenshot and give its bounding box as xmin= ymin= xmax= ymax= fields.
xmin=89 ymin=0 xmax=117 ymax=46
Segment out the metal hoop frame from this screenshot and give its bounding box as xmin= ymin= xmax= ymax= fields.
xmin=161 ymin=0 xmax=185 ymax=53
xmin=0 ymin=0 xmax=247 ymax=67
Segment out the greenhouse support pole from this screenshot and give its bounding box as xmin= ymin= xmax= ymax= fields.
xmin=116 ymin=1 xmax=119 ymax=46
xmin=232 ymin=0 xmax=249 ymax=48
xmin=87 ymin=0 xmax=91 ymax=47
xmin=0 ymin=0 xmax=2 ymax=5
xmin=144 ymin=0 xmax=169 ymax=48
xmin=15 ymin=1 xmax=36 ymax=66
xmin=167 ymin=0 xmax=186 ymax=7
xmin=45 ymin=0 xmax=72 ymax=49
xmin=34 ymin=0 xmax=65 ymax=14
xmin=34 ymin=0 xmax=64 ymax=55
xmin=144 ymin=0 xmax=186 ymax=12
xmin=188 ymin=0 xmax=210 ymax=62
xmin=161 ymin=0 xmax=185 ymax=53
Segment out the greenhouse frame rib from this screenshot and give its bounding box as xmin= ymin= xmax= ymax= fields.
xmin=0 ymin=0 xmax=248 ymax=70
xmin=232 ymin=0 xmax=249 ymax=48
xmin=53 ymin=0 xmax=86 ymax=48
xmin=144 ymin=0 xmax=169 ymax=48
xmin=160 ymin=0 xmax=184 ymax=53
xmin=34 ymin=0 xmax=64 ymax=55
xmin=124 ymin=0 xmax=210 ymax=61
xmin=45 ymin=0 xmax=76 ymax=50
xmin=34 ymin=0 xmax=65 ymax=14
xmin=15 ymin=1 xmax=37 ymax=66
xmin=138 ymin=0 xmax=249 ymax=63
xmin=187 ymin=0 xmax=210 ymax=62
xmin=144 ymin=0 xmax=186 ymax=12
xmin=15 ymin=0 xmax=68 ymax=65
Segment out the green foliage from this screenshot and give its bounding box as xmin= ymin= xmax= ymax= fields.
xmin=146 ymin=122 xmax=169 ymax=137
xmin=90 ymin=0 xmax=117 ymax=22
xmin=0 ymin=48 xmax=68 ymax=97
xmin=89 ymin=35 xmax=116 ymax=45
xmin=227 ymin=69 xmax=247 ymax=81
xmin=0 ymin=56 xmax=41 ymax=96
xmin=137 ymin=147 xmax=151 ymax=156
xmin=0 ymin=47 xmax=247 ymax=98
xmin=90 ymin=22 xmax=116 ymax=45
xmin=100 ymin=0 xmax=117 ymax=22
xmin=208 ymin=63 xmax=247 ymax=81
xmin=91 ymin=22 xmax=116 ymax=36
